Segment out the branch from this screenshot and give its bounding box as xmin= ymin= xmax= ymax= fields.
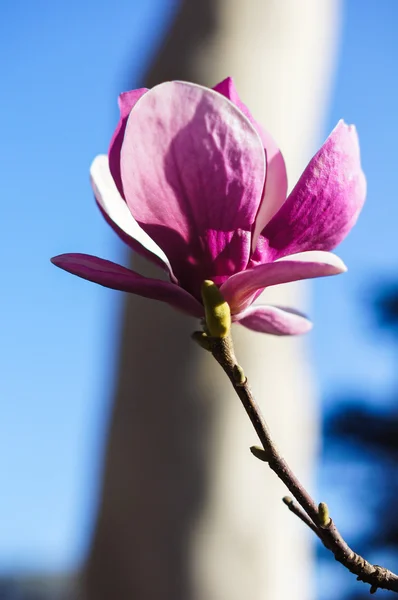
xmin=206 ymin=333 xmax=398 ymax=595
xmin=281 ymin=496 xmax=323 ymax=541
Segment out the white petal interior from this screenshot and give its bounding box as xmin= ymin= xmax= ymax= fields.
xmin=276 ymin=250 xmax=347 ymax=272
xmin=90 ymin=154 xmax=172 ymax=270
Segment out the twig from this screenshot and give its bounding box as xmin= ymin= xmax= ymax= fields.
xmin=282 ymin=496 xmax=324 ymax=541
xmin=207 ymin=333 xmax=398 ymax=595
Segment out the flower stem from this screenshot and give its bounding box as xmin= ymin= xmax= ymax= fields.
xmin=207 ymin=333 xmax=398 ymax=594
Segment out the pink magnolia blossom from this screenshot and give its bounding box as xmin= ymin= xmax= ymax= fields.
xmin=51 ymin=78 xmax=366 ymax=335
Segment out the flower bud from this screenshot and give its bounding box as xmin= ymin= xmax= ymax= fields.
xmin=201 ymin=280 xmax=231 ymax=338
xmin=318 ymin=502 xmax=331 ymax=527
xmin=250 ymin=445 xmax=269 ymax=462
xmin=191 ymin=331 xmax=211 ymax=351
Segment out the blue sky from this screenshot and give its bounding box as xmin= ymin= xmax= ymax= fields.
xmin=313 ymin=0 xmax=398 ymax=407
xmin=1 ymin=0 xmax=397 ymax=577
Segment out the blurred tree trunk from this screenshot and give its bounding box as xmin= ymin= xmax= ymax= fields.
xmin=83 ymin=0 xmax=341 ymax=599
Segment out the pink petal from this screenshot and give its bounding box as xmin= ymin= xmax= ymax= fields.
xmin=213 ymin=77 xmax=255 ymax=123
xmin=220 ymin=251 xmax=346 ymax=313
xmin=90 ymin=155 xmax=176 ymax=277
xmin=120 ymin=81 xmax=266 ymax=297
xmin=234 ymin=304 xmax=313 ymax=336
xmin=260 ymin=120 xmax=366 ymax=259
xmin=51 ymin=253 xmax=203 ymax=318
xmin=251 ymin=130 xmax=288 ymax=250
xmin=214 ymin=77 xmax=288 ymax=247
xmin=108 ymin=88 xmax=148 ymax=197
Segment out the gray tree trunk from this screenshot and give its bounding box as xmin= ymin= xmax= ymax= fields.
xmin=83 ymin=1 xmax=341 ymax=599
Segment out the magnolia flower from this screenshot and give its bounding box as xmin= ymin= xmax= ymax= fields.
xmin=51 ymin=78 xmax=366 ymax=335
